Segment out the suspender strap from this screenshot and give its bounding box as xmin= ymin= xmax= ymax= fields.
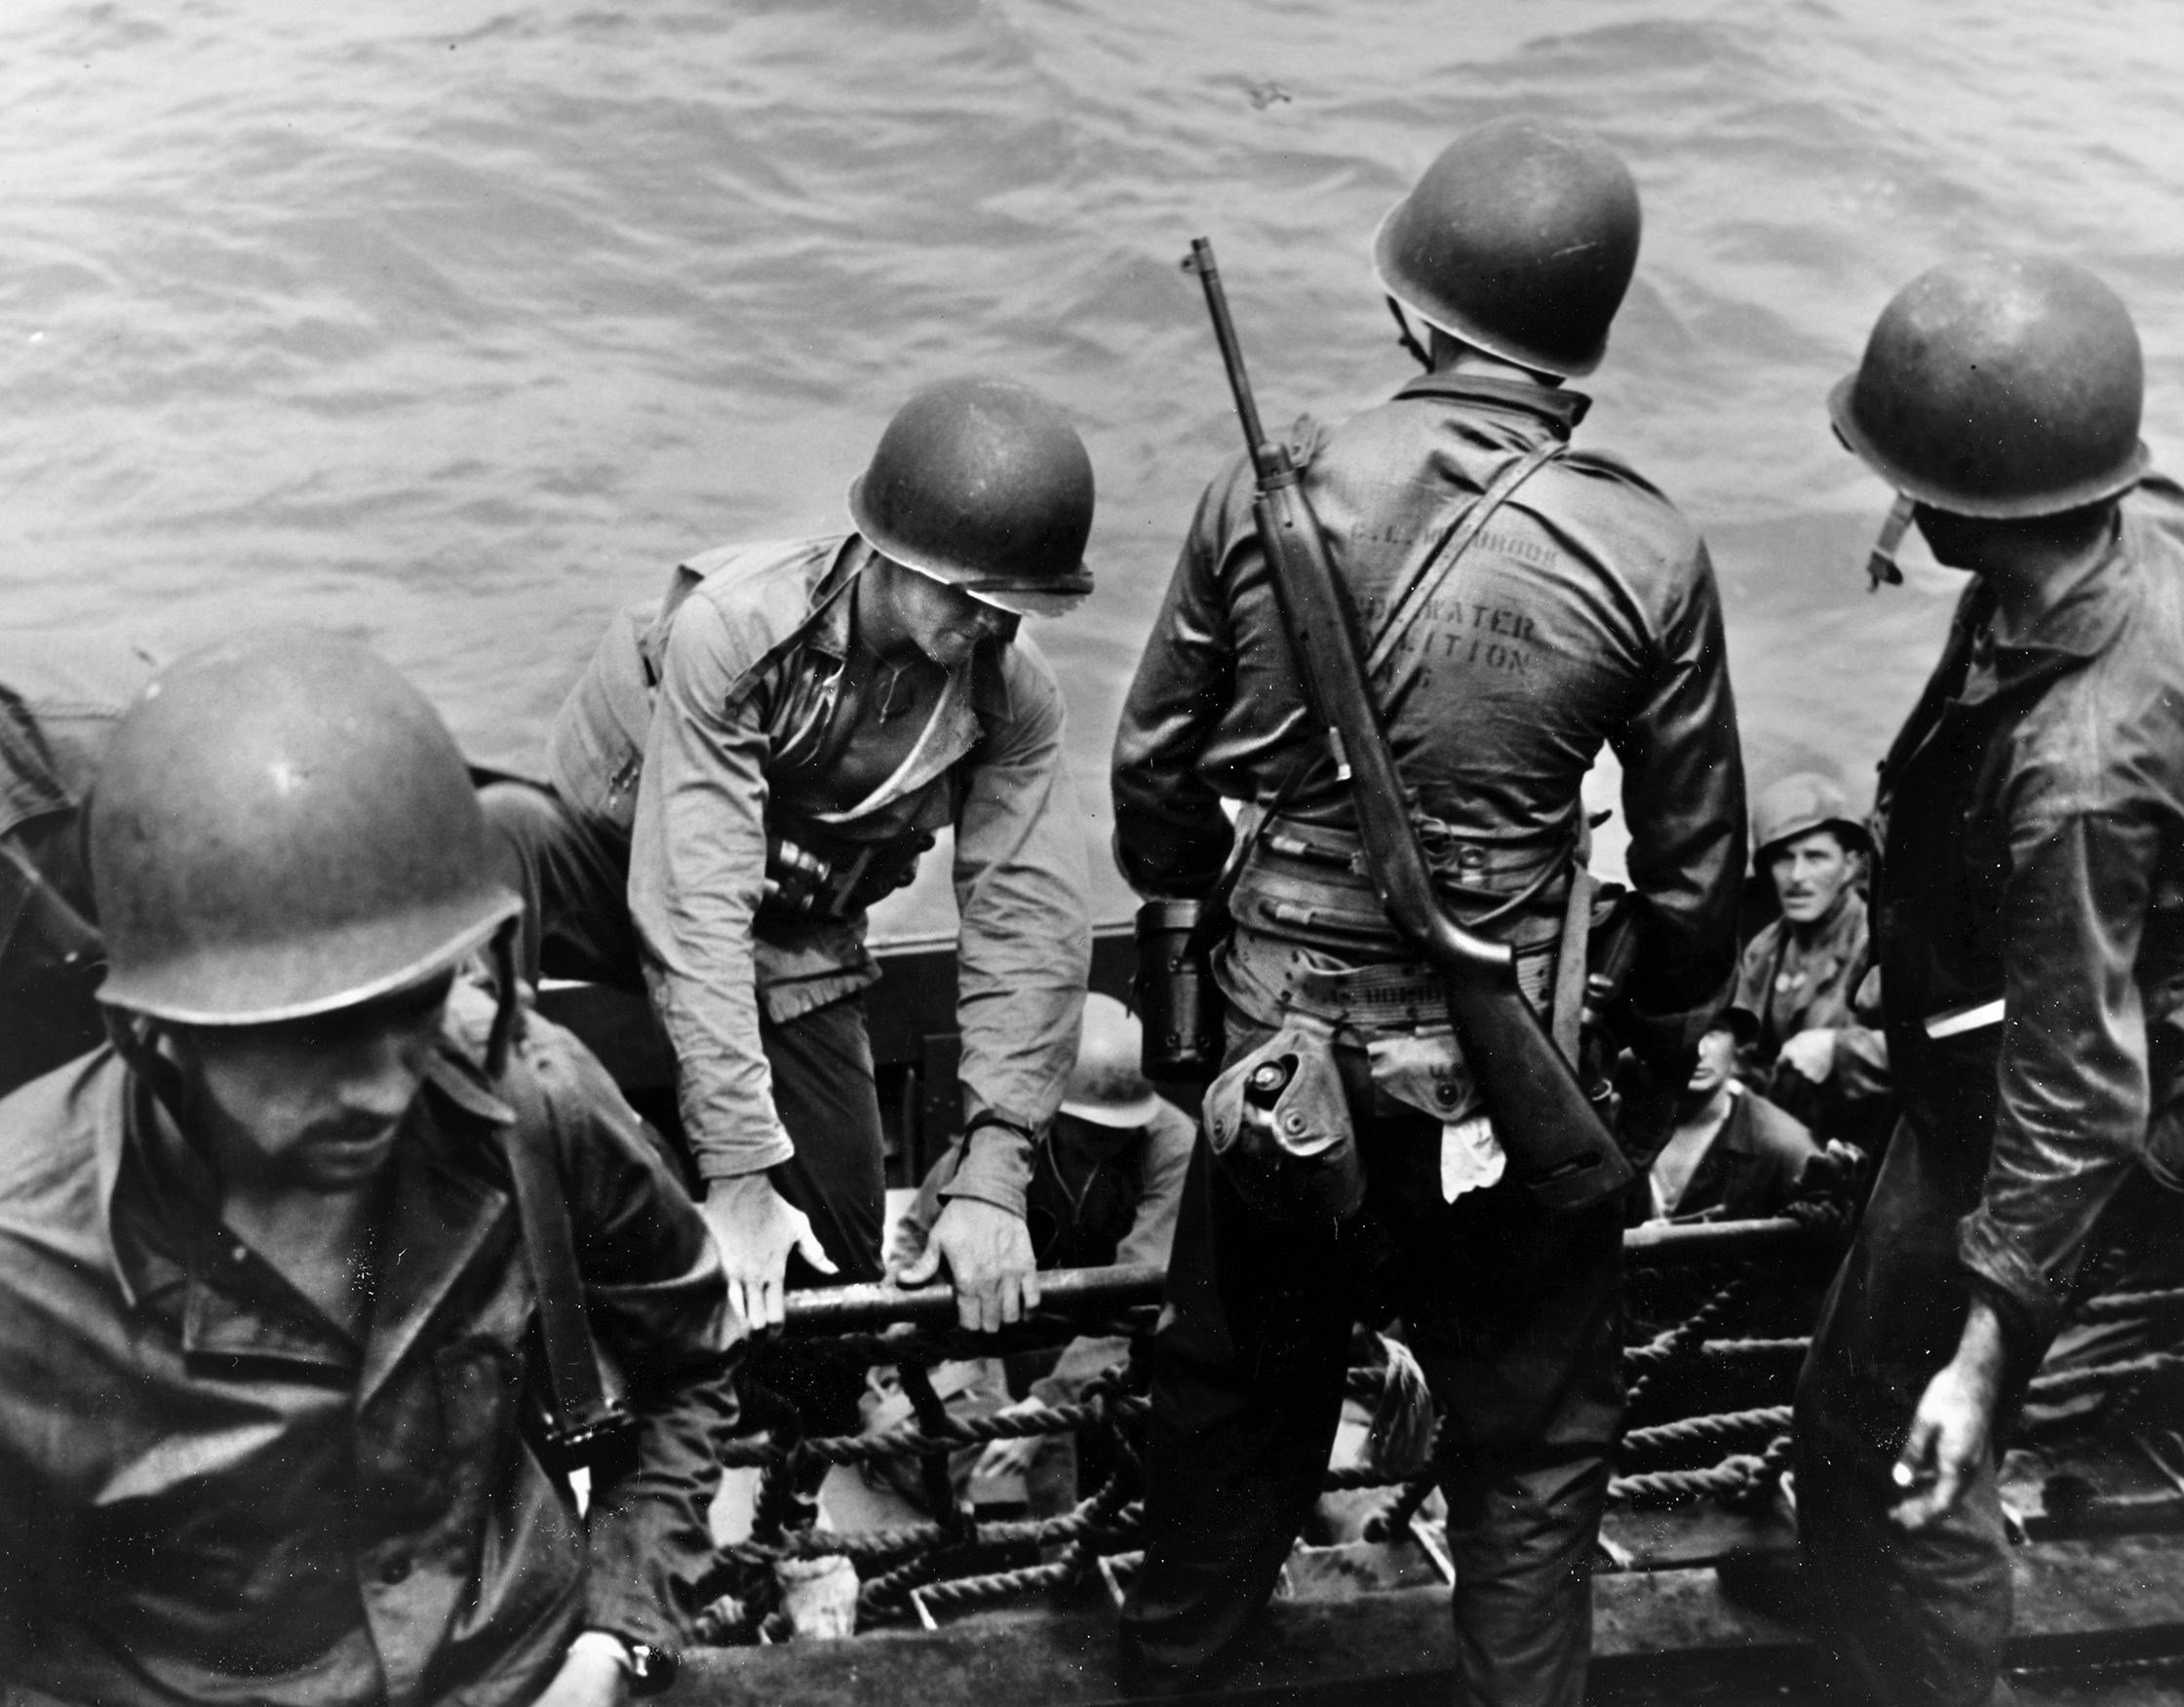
xmin=499 ymin=1046 xmax=633 ymax=1467
xmin=1365 ymin=439 xmax=1566 ymax=678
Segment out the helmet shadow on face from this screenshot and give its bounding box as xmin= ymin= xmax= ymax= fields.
xmin=171 ymin=972 xmax=455 ymax=1190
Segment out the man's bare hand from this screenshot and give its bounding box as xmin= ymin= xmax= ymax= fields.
xmin=895 ymin=1198 xmax=1039 ymax=1332
xmin=1892 ymin=1300 xmax=2008 ymax=1532
xmin=702 ymin=1175 xmax=836 ymax=1332
xmin=973 ymin=1399 xmax=1046 ymax=1482
xmin=530 ymin=1641 xmax=629 ymax=1707
xmin=1777 ymin=1028 xmax=1838 ymax=1084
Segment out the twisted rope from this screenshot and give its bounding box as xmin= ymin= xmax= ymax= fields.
xmin=694 ymin=1223 xmax=2184 ymax=1646
xmin=1619 ymin=1405 xmax=1794 ymax=1468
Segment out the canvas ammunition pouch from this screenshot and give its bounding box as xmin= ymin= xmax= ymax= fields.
xmin=1224 ymin=817 xmax=1568 ymax=1027
xmin=1202 ymin=1016 xmax=1364 ymax=1223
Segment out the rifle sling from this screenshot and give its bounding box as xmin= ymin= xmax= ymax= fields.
xmin=1220 ymin=441 xmax=1576 ymax=949
xmin=1365 ymin=439 xmax=1566 ymax=678
xmin=498 ymin=1047 xmax=621 ymax=1444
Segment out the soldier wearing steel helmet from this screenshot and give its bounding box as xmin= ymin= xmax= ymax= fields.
xmin=0 ymin=634 xmax=737 ymax=1707
xmin=880 ymin=991 xmax=1194 ymax=1506
xmin=484 ymin=376 xmax=1095 ymax=1375
xmin=1796 ymin=257 xmax=2184 ymax=1707
xmin=1112 ymin=118 xmax=1745 ymax=1704
xmin=1731 ymin=771 xmax=1892 ymax=1144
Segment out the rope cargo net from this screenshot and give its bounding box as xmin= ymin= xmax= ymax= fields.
xmin=682 ymin=1190 xmax=2184 ymax=1645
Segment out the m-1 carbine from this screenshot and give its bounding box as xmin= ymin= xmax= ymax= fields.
xmin=1185 ymin=236 xmax=1633 ymax=1214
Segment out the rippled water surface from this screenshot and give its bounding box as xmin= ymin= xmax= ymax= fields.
xmin=6 ymin=0 xmax=2183 ymax=927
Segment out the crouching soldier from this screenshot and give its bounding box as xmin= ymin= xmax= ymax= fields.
xmin=1733 ymin=771 xmax=1892 ymax=1146
xmin=882 ymin=991 xmax=1193 ymax=1507
xmin=484 ymin=377 xmax=1095 ymax=1361
xmin=1798 ymin=257 xmax=2184 ymax=1707
xmin=0 ymin=634 xmax=739 ymax=1707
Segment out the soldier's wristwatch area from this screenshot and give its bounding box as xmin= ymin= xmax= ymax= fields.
xmin=568 ymin=1629 xmax=682 ymax=1696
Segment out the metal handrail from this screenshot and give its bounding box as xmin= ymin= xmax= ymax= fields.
xmin=782 ymin=1216 xmax=1817 ymax=1336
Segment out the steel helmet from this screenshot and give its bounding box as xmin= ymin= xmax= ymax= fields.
xmin=1372 ymin=117 xmax=1641 ymax=378
xmin=1751 ymin=772 xmax=1868 ymax=869
xmin=92 ymin=631 xmax=521 ymax=1026
xmin=846 ymin=377 xmax=1095 ymax=617
xmin=1830 ymin=256 xmax=2148 ymax=519
xmin=1059 ymin=992 xmax=1164 ymax=1128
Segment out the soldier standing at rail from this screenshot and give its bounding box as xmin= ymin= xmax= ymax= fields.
xmin=485 ymin=377 xmax=1094 ymax=1373
xmin=1111 ymin=118 xmax=1745 ymax=1704
xmin=1797 ymin=256 xmax=2184 ymax=1707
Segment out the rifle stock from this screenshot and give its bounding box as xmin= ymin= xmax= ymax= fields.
xmin=1189 ymin=237 xmax=1633 ymax=1214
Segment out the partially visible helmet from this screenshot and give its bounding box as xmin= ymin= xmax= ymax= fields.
xmin=1705 ymin=998 xmax=1761 ymax=1048
xmin=92 ymin=631 xmax=521 ymax=1026
xmin=847 ymin=377 xmax=1095 ymax=617
xmin=1830 ymin=256 xmax=2148 ymax=519
xmin=1372 ymin=116 xmax=1641 ymax=378
xmin=1751 ymin=772 xmax=1868 ymax=869
xmin=1059 ymin=992 xmax=1163 ymax=1128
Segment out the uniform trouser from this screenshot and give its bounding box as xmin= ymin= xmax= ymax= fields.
xmin=482 ymin=780 xmax=883 ymax=1433
xmin=1794 ymin=1107 xmax=2016 ymax=1707
xmin=1798 ymin=1110 xmax=2184 ymax=1707
xmin=1119 ymin=1015 xmax=1625 ymax=1707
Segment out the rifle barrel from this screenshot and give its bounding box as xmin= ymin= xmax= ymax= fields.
xmin=1189 ymin=238 xmax=1274 ymax=478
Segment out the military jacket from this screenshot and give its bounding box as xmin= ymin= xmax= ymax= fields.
xmin=1112 ymin=370 xmax=1744 ymax=1056
xmin=548 ymin=535 xmax=1091 ymax=1208
xmin=1873 ymin=478 xmax=2184 ymax=1358
xmin=0 ymin=1011 xmax=736 ymax=1707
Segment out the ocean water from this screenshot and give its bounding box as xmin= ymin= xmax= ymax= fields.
xmin=5 ymin=0 xmax=2182 ymax=931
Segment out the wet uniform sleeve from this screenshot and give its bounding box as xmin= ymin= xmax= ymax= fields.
xmin=1956 ymin=805 xmax=2159 ymax=1364
xmin=938 ymin=640 xmax=1093 ymax=1219
xmin=534 ymin=1022 xmax=741 ymax=1649
xmin=627 ymin=594 xmax=795 ymax=1181
xmin=1610 ymin=535 xmax=1747 ymax=1063
xmin=1112 ymin=472 xmax=1244 ymax=900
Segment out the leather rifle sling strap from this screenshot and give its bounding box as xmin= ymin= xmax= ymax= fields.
xmin=1224 ymin=439 xmax=1569 ymax=925
xmin=499 ymin=1044 xmax=625 ymax=1453
xmin=1365 ymin=438 xmax=1566 ymax=677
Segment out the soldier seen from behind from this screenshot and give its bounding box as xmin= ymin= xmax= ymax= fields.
xmin=1111 ymin=118 xmax=1745 ymax=1705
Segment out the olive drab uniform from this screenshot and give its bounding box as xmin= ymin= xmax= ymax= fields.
xmin=1799 ymin=257 xmax=2184 ymax=1707
xmin=1112 ymin=365 xmax=1744 ymax=1703
xmin=1733 ymin=888 xmax=1892 ymax=1143
xmin=488 ymin=535 xmax=1091 ymax=1292
xmin=0 ymin=634 xmax=739 ymax=1707
xmin=1796 ymin=483 xmax=2184 ymax=1707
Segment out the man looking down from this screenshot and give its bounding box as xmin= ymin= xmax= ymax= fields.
xmin=486 ymin=376 xmax=1096 ymax=1346
xmin=0 ymin=633 xmax=738 ymax=1707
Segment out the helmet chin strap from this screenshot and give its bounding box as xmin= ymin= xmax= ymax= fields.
xmin=485 ymin=921 xmax=524 ymax=1079
xmin=102 ymin=1006 xmax=196 ymax=1137
xmin=1865 ymin=493 xmax=1915 ymax=591
xmin=1385 ymin=297 xmax=1433 ymax=372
